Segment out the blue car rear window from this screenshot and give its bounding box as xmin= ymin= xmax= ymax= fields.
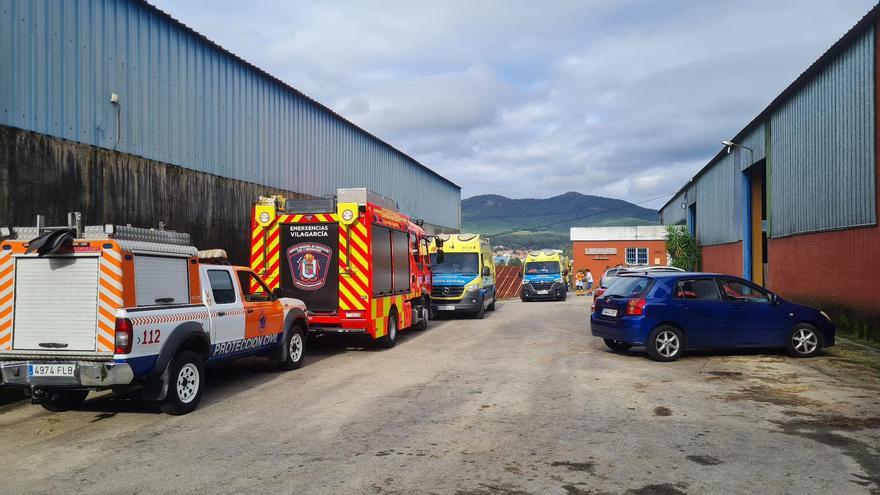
xmin=604 ymin=277 xmax=652 ymax=297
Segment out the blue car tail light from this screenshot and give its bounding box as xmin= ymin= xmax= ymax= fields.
xmin=626 ymin=297 xmax=647 ymax=316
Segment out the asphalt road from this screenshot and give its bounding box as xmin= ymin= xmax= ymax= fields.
xmin=1 ymin=296 xmax=879 ymax=495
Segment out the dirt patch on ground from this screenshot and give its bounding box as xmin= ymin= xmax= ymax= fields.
xmin=826 ymin=340 xmax=880 ymax=372
xmin=686 ymin=455 xmax=723 ymax=466
xmin=722 ymin=384 xmax=824 ymax=408
xmin=455 ymin=483 xmax=532 ymax=495
xmin=653 ymin=406 xmax=672 ymax=417
xmin=561 ymin=484 xmax=612 ymax=495
xmin=773 ymin=413 xmax=880 ymax=494
xmin=550 ymin=461 xmax=596 ymax=473
xmin=624 ymin=484 xmax=688 ymax=495
xmin=702 ymin=371 xmax=744 ymax=382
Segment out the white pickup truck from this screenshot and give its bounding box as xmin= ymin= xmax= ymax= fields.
xmin=0 ymin=219 xmax=308 ymax=415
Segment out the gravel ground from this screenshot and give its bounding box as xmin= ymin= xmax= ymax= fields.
xmin=0 ymin=295 xmax=878 ymax=494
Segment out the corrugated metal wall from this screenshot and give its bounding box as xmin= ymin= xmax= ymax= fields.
xmin=738 ymin=123 xmax=766 ymax=170
xmin=694 ymin=153 xmax=742 ymax=245
xmin=769 ymin=28 xmax=876 ymax=238
xmin=660 ymin=191 xmax=687 ymax=225
xmin=0 ymin=0 xmax=460 ymax=229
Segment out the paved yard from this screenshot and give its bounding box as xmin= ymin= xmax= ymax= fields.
xmin=0 ymin=296 xmax=878 ymax=494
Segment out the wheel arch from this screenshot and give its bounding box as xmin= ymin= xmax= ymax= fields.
xmin=793 ymin=320 xmax=824 ymax=345
xmin=153 ymin=322 xmax=210 ymax=377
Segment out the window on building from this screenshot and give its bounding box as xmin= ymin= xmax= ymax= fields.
xmin=625 ymin=247 xmax=649 ymax=265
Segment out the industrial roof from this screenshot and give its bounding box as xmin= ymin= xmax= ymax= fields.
xmin=142 ymin=1 xmax=460 ymax=190
xmin=659 ymin=2 xmax=880 ymax=212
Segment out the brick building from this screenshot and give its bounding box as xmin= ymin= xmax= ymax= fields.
xmin=570 ymin=226 xmax=670 ymax=284
xmin=659 ymin=4 xmax=880 ymax=330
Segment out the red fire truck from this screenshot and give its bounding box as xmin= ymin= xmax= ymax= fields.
xmin=250 ymin=188 xmax=432 ymax=347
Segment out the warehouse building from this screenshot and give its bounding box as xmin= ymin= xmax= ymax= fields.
xmin=659 ymin=4 xmax=879 ymax=328
xmin=570 ymin=226 xmax=670 ymax=283
xmin=0 ymin=0 xmax=460 ymax=263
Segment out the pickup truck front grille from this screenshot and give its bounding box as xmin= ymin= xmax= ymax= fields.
xmin=432 ymin=285 xmax=464 ymax=298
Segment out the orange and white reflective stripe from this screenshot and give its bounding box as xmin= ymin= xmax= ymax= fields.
xmin=0 ymin=250 xmax=14 ymax=350
xmin=96 ymin=249 xmax=124 ymax=352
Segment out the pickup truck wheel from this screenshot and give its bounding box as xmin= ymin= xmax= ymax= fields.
xmin=39 ymin=389 xmax=89 ymax=412
xmin=277 ymin=324 xmax=306 ymax=371
xmin=487 ymin=294 xmax=496 ymax=311
xmin=378 ymin=312 xmax=398 ymax=348
xmin=160 ymin=351 xmax=204 ymax=415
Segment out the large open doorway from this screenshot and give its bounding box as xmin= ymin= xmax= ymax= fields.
xmin=745 ymin=161 xmax=767 ymax=285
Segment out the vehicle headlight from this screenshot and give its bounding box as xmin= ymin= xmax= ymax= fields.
xmin=820 ymin=310 xmax=831 ymax=321
xmin=554 ymin=278 xmax=563 ymax=283
xmin=465 ymin=284 xmax=481 ymax=292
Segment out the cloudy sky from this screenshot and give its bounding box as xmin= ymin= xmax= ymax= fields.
xmin=153 ymin=0 xmax=876 ymax=208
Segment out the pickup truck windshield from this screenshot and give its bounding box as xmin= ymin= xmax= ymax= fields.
xmin=525 ymin=261 xmax=559 ymax=275
xmin=430 ymin=253 xmax=479 ymax=275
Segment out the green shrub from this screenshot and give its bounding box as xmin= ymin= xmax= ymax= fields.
xmin=665 ymin=225 xmax=700 ymax=271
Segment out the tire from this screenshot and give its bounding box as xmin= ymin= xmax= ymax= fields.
xmin=487 ymin=294 xmax=496 ymax=312
xmin=378 ymin=311 xmax=398 ymax=348
xmin=787 ymin=323 xmax=822 ymax=358
xmin=276 ymin=324 xmax=306 ymax=371
xmin=603 ymin=338 xmax=632 ymax=352
xmin=473 ymin=296 xmax=486 ymax=319
xmin=160 ymin=351 xmax=205 ymax=415
xmin=559 ymin=289 xmax=567 ymax=301
xmin=412 ymin=300 xmax=431 ymax=332
xmin=38 ymin=389 xmax=89 ymax=412
xmin=646 ymin=325 xmax=684 ymax=362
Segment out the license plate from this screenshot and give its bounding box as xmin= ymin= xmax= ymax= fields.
xmin=28 ymin=363 xmax=75 ymax=377
xmin=601 ymin=308 xmax=618 ymax=317
xmin=537 ymin=290 xmax=549 ymax=295
xmin=436 ymin=305 xmax=455 ymax=311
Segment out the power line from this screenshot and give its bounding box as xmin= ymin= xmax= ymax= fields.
xmin=486 ymin=193 xmax=674 ymax=238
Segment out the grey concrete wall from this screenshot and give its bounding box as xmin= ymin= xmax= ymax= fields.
xmin=0 ymin=125 xmax=307 ymax=265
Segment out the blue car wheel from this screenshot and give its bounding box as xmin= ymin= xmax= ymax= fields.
xmin=787 ymin=324 xmax=822 ymax=358
xmin=646 ymin=325 xmax=684 ymax=362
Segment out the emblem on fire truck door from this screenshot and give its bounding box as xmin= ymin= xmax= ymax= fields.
xmin=287 ymin=243 xmax=333 ymax=290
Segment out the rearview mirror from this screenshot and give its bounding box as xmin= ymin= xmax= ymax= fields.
xmin=436 ymin=249 xmax=444 ymax=264
xmin=482 ymin=266 xmax=490 ymax=277
xmin=768 ymin=293 xmax=778 ymax=304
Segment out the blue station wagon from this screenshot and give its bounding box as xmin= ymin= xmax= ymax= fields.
xmin=590 ymin=272 xmax=835 ymax=362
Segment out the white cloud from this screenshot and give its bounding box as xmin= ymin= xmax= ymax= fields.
xmin=152 ymin=0 xmax=877 ymax=205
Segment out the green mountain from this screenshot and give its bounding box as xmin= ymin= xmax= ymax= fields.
xmin=461 ymin=191 xmax=659 ymax=252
